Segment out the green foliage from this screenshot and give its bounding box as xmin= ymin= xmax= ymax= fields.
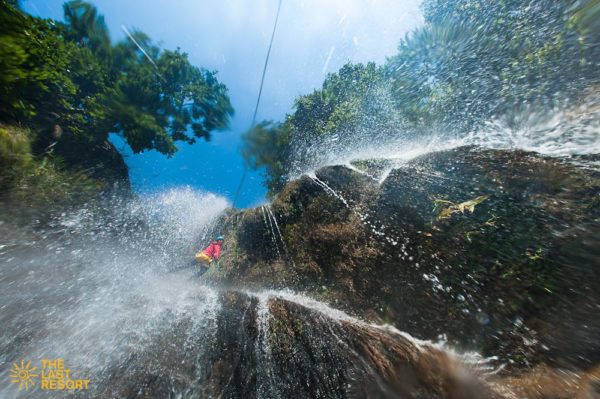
xmin=242 ymin=0 xmax=600 ymax=196
xmin=0 ymin=3 xmax=77 ymax=122
xmin=289 ymin=63 xmax=384 ymax=139
xmin=11 ymin=154 xmax=103 ymax=207
xmin=0 ymin=124 xmax=101 ymax=215
xmin=570 ymin=0 xmax=600 ymax=47
xmin=389 ymin=0 xmax=598 ymax=130
xmin=110 ymin=45 xmax=233 ymax=154
xmin=0 ymin=0 xmax=233 ymax=159
xmin=243 ymin=63 xmax=386 ymax=196
xmin=0 ymin=0 xmax=235 ymax=215
xmin=242 ymin=121 xmax=292 ymax=195
xmin=0 ymin=124 xmax=32 ymax=187
xmin=63 ymin=0 xmax=110 ymax=55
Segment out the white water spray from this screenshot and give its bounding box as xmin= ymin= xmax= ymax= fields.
xmin=0 ymin=188 xmax=228 ymax=397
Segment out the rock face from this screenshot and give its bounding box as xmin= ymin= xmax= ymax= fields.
xmin=210 ymin=147 xmax=600 ymax=372
xmin=95 ymin=291 xmax=504 ymax=399
xmin=94 ymin=290 xmax=599 ymax=399
xmin=32 ymin=123 xmax=131 ymax=185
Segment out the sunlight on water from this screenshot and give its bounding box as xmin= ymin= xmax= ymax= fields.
xmin=1 ymin=0 xmax=599 ymax=396
xmin=288 ymin=93 xmax=600 ymax=181
xmin=0 ymin=188 xmax=227 ymax=397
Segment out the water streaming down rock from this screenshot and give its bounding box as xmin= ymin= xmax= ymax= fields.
xmin=255 ymin=294 xmax=277 ymax=398
xmin=308 ymin=172 xmax=399 ymax=248
xmin=1 ymin=145 xmax=600 ymax=397
xmin=2 ymin=106 xmax=600 ymax=398
xmin=266 ymin=205 xmax=296 ymax=269
xmin=88 ymin=286 xmax=599 ymax=398
xmin=261 ymin=205 xmax=282 ymax=258
xmin=88 ymin=288 xmax=510 ymax=399
xmin=0 ymin=188 xmax=228 ymax=398
xmin=212 ymin=143 xmax=600 ymax=397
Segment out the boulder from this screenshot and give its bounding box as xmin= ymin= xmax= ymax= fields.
xmin=211 ymin=147 xmax=600 ymax=370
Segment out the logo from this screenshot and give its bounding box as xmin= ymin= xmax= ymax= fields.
xmin=9 ymin=358 xmax=90 ymax=391
xmin=10 ymin=360 xmax=38 ymax=391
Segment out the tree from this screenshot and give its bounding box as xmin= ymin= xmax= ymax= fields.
xmin=387 ymin=0 xmax=597 ymax=131
xmin=289 ymin=63 xmax=384 ymax=140
xmin=108 ymin=44 xmax=233 ymax=155
xmin=242 ymin=121 xmax=292 ymax=195
xmin=243 ymin=0 xmax=600 ymax=196
xmin=241 ymin=63 xmax=390 ymax=196
xmin=0 ymin=0 xmax=234 ymax=162
xmin=63 ymin=0 xmax=110 ymax=56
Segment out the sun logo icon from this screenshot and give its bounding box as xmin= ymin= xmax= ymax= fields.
xmin=10 ymin=359 xmax=39 ymax=391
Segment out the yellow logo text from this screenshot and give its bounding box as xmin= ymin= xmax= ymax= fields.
xmin=10 ymin=358 xmax=90 ymax=391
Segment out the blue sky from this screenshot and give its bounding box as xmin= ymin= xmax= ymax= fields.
xmin=22 ymin=0 xmax=423 ymax=207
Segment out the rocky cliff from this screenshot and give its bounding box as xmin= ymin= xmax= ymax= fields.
xmin=95 ymin=291 xmax=599 ymax=399
xmin=207 ymin=146 xmax=600 ymax=376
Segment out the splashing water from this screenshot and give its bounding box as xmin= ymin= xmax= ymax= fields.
xmin=245 ymin=288 xmax=505 ymax=381
xmin=307 ymin=172 xmax=401 ymax=247
xmin=255 ymin=294 xmax=279 ymax=399
xmin=265 ymin=205 xmax=296 ymax=268
xmin=463 ymin=104 xmax=600 ymax=156
xmin=261 ymin=205 xmax=281 ymax=258
xmin=288 ymin=95 xmax=600 ymax=182
xmin=0 ymin=188 xmax=228 ymax=397
xmin=0 ymin=185 xmax=546 ymax=397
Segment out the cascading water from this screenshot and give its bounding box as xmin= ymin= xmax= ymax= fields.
xmin=0 ymin=184 xmax=518 ymax=398
xmin=2 ymin=94 xmax=599 ymax=398
xmin=265 ymin=205 xmax=296 ymax=268
xmin=307 ymin=172 xmax=399 ymax=246
xmin=0 ymin=188 xmax=228 ymax=398
xmin=2 ymin=0 xmax=599 ymax=396
xmin=287 ymin=92 xmax=600 ymax=185
xmin=1 ymin=173 xmax=599 ymax=398
xmin=261 ymin=205 xmax=282 ymax=258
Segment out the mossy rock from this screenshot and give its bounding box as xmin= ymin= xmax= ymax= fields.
xmin=215 ymin=146 xmax=600 ymax=370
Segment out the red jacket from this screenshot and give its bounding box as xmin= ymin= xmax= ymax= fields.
xmin=202 ymin=241 xmax=221 ymax=260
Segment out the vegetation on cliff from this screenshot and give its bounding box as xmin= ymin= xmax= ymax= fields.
xmin=0 ymin=124 xmax=103 ymax=213
xmin=212 ymin=147 xmax=600 ymax=371
xmin=0 ymin=0 xmax=233 ymax=213
xmin=242 ymin=0 xmax=600 ymax=196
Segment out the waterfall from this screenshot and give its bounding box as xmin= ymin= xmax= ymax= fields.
xmin=0 ymin=188 xmax=228 ymax=398
xmin=260 ymin=205 xmax=281 ymax=258
xmin=265 ymin=205 xmax=296 ymax=269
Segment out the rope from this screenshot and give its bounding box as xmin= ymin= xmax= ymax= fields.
xmin=233 ymin=0 xmax=283 ymax=208
xmin=251 ymin=0 xmax=283 ymax=127
xmin=121 ymin=25 xmax=165 ymax=82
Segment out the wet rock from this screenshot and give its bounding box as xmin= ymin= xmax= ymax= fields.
xmin=92 ymin=290 xmax=599 ymax=398
xmin=94 ymin=291 xmax=506 ymax=399
xmin=213 ymin=147 xmax=600 ymax=370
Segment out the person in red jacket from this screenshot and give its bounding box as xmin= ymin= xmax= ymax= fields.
xmin=195 ymin=235 xmax=224 ymax=267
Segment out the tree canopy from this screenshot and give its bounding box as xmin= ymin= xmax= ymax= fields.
xmin=242 ymin=121 xmax=292 ymax=194
xmin=0 ymin=0 xmax=233 ymax=158
xmin=389 ymin=0 xmax=599 ymax=130
xmin=243 ymin=63 xmax=396 ymax=196
xmin=242 ymin=0 xmax=600 ymax=197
